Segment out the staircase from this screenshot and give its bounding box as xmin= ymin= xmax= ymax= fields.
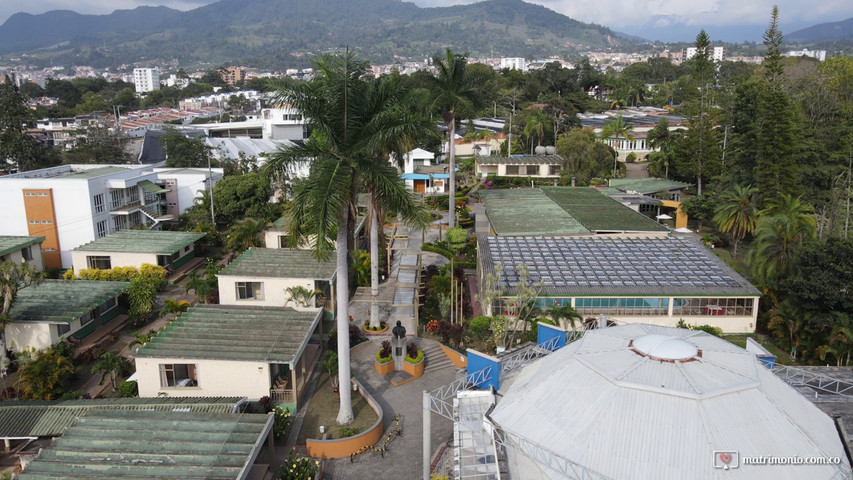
xmin=421 ymin=341 xmax=456 ymax=374
xmin=140 ymin=205 xmax=174 ymax=227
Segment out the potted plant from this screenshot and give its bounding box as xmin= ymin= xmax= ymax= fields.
xmin=374 ymin=340 xmax=394 ymax=375
xmin=320 ymin=350 xmax=339 ymax=392
xmin=363 ymin=320 xmax=388 ymax=334
xmin=403 ymin=341 xmax=425 ymax=378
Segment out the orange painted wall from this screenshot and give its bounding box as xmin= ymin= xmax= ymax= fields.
xmin=23 ymin=189 xmax=61 ymax=269
xmin=305 ymin=379 xmax=384 ymax=459
xmin=439 ymin=344 xmax=468 ymax=368
xmin=660 ymin=199 xmax=688 ymax=229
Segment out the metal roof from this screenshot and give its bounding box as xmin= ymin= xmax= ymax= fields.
xmin=479 ymin=187 xmax=667 ymax=236
xmin=219 ymin=247 xmax=336 ymax=280
xmin=74 ymin=230 xmax=205 ymax=254
xmin=59 ymin=166 xmax=130 ymax=179
xmin=206 ymin=137 xmax=295 ymax=160
xmin=540 ymin=187 xmax=669 ymax=233
xmin=135 ymin=305 xmax=322 ymax=363
xmin=10 ymin=280 xmax=129 ymax=323
xmin=0 ymin=236 xmax=44 ymax=257
xmin=476 ymin=154 xmax=563 ymax=165
xmin=608 ymin=177 xmax=693 ymax=195
xmin=491 ymin=324 xmax=852 ymax=480
xmin=0 ymin=397 xmax=243 ymax=437
xmin=478 ymin=236 xmax=761 ymax=296
xmin=480 ymin=189 xmax=590 ymax=236
xmin=16 ymin=409 xmax=272 ymax=480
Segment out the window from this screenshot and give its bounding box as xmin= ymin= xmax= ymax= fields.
xmin=95 ymin=297 xmax=117 ymax=317
xmin=20 ymin=247 xmax=33 ymax=261
xmin=236 ymin=282 xmax=263 ymax=300
xmin=44 ymin=248 xmax=56 ymax=252
xmin=37 ymin=193 xmax=48 ymax=197
xmin=278 ymin=235 xmax=289 ymax=248
xmin=56 ymin=324 xmax=71 ymax=336
xmin=93 ymin=194 xmax=105 ymax=213
xmin=86 ymin=256 xmax=112 ymax=270
xmin=41 ymin=220 xmax=52 ymax=224
xmin=80 ymin=312 xmax=93 ymax=326
xmin=506 ymin=165 xmax=520 ymax=175
xmin=160 ymin=364 xmax=198 ymax=387
xmin=28 ymin=220 xmax=38 ymax=224
xmin=24 ymin=193 xmax=35 ymax=197
xmin=96 ymin=220 xmax=107 ymax=238
xmin=110 ymin=189 xmax=124 ymax=209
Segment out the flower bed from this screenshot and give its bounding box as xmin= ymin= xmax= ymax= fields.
xmin=374 ymin=340 xmax=394 ymax=375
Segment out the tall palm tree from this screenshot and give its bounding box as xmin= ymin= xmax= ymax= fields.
xmin=160 ymin=298 xmax=191 ymax=319
xmin=523 ymin=108 xmax=549 ymax=153
xmin=748 ymin=194 xmax=817 ymax=284
xmin=265 ymin=51 xmax=427 ymax=425
xmin=713 ymin=184 xmax=758 ymax=256
xmin=646 ymin=118 xmax=674 ymax=178
xmin=225 ymin=217 xmax=266 ymax=253
xmin=0 ymin=261 xmax=44 ymax=364
xmin=427 ymin=49 xmax=484 ymax=228
xmin=600 ymin=114 xmax=634 ymax=178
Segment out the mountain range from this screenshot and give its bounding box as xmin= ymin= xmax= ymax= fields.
xmin=0 ymin=0 xmax=625 ymax=68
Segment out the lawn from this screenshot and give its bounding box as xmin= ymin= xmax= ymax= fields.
xmin=295 ymin=372 xmax=379 ymax=444
xmin=721 ymin=333 xmax=799 ymax=366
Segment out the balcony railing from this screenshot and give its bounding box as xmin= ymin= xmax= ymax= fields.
xmin=110 ymin=200 xmax=142 ymax=213
xmin=270 ymin=388 xmax=295 ymax=404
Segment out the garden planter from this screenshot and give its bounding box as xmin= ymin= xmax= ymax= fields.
xmin=403 ymin=354 xmax=425 ymax=378
xmin=374 ymin=358 xmax=394 ymax=376
xmin=363 ymin=323 xmax=389 ymax=335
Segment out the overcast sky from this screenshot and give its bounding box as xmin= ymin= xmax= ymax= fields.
xmin=3 ymin=0 xmax=851 ymax=42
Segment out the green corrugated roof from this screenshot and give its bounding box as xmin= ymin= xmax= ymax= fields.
xmin=138 ymin=179 xmax=170 ymax=194
xmin=0 ymin=236 xmax=44 ymax=257
xmin=219 ymin=247 xmax=336 ymax=280
xmin=10 ymin=280 xmax=129 ymax=324
xmin=135 ymin=305 xmax=321 ymax=363
xmin=74 ymin=230 xmax=205 ymax=254
xmin=0 ymin=397 xmax=243 ymax=437
xmin=480 ymin=189 xmax=590 ymax=236
xmin=608 ymin=178 xmax=692 ymax=195
xmin=541 ymin=187 xmax=669 ymax=233
xmin=16 ymin=409 xmax=272 ymax=480
xmin=60 ymin=166 xmax=129 ymax=179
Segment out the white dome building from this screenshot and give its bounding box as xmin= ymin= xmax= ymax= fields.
xmin=488 ymin=324 xmax=852 ymax=479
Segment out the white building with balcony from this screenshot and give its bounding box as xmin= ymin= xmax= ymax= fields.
xmin=0 ymin=165 xmax=222 ymax=269
xmin=133 ymin=68 xmax=161 ymax=93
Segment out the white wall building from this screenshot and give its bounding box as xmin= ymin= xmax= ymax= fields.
xmin=785 ymin=48 xmax=827 ymax=61
xmin=500 ymin=57 xmax=527 ymax=71
xmin=684 ymin=46 xmax=726 ymax=62
xmin=133 ymin=68 xmax=161 ymax=94
xmin=0 ymin=165 xmax=222 ymax=269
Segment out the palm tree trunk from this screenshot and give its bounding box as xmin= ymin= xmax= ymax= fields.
xmin=448 ymin=119 xmax=456 ymax=228
xmin=369 ymin=199 xmax=380 ymax=329
xmin=335 ymin=207 xmax=354 ymax=426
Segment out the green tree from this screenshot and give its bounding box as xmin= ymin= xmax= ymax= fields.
xmin=75 ymin=91 xmax=109 ymax=115
xmin=680 ymin=194 xmax=718 ymax=232
xmin=646 ymin=118 xmax=675 ymax=178
xmin=0 ymin=262 xmax=45 ymax=363
xmin=549 ymin=303 xmax=583 ymax=330
xmin=126 ymin=277 xmax=158 ymax=321
xmin=713 ymin=185 xmax=758 ymax=256
xmin=91 ymin=352 xmax=131 ymax=391
xmin=599 ymin=113 xmax=633 ymax=178
xmin=555 ymin=129 xmax=613 ymax=184
xmin=225 ymin=217 xmax=266 ymax=253
xmin=284 ymin=286 xmax=321 ymax=307
xmin=427 ymin=49 xmax=484 ymax=228
xmin=15 ymin=348 xmax=74 ymax=400
xmin=761 ymin=6 xmax=785 ymax=86
xmin=63 ymin=121 xmax=133 ymax=164
xmin=265 ymin=51 xmax=427 ymax=425
xmin=748 ymin=194 xmax=817 ymax=284
xmin=523 ymin=107 xmax=549 ymax=152
xmin=779 ymin=237 xmax=853 ymax=315
xmin=159 ymin=298 xmax=191 ymax=319
xmin=0 ymin=76 xmax=60 ymax=172
xmin=185 ymin=259 xmax=222 ymax=303
xmin=210 ymin=173 xmax=275 ymax=224
xmin=162 ymin=127 xmax=214 ymax=168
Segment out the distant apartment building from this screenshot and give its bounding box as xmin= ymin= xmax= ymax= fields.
xmin=500 ymin=57 xmax=527 ymax=71
xmin=0 ymin=164 xmax=223 ymax=269
xmin=133 ymin=67 xmax=161 ymax=93
xmin=683 ymin=46 xmax=726 ymax=62
xmin=178 ymin=90 xmax=263 ymax=112
xmin=220 ymin=67 xmax=247 ymax=86
xmin=785 ymin=48 xmax=827 ymax=61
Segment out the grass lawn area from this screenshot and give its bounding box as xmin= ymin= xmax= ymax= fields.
xmin=721 ymin=333 xmax=799 ymax=366
xmin=295 ymin=373 xmax=379 ymax=444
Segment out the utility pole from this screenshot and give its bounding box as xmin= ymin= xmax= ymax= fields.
xmin=207 ymin=154 xmax=215 ymax=226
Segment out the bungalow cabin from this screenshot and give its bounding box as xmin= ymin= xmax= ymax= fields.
xmin=475 ymin=153 xmax=563 ymax=179
xmin=264 ymin=215 xmax=367 ymax=251
xmin=14 ymin=408 xmax=273 ymax=480
xmin=0 ymin=236 xmax=45 ymax=272
xmin=6 ymin=280 xmax=128 ymax=352
xmin=134 ymin=305 xmax=324 ymax=412
xmin=71 ymin=230 xmax=204 ymax=272
xmin=218 ymin=248 xmax=336 ymax=309
xmin=478 ymin=236 xmax=760 ymax=333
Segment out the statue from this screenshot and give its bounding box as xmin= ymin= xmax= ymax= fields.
xmin=392 ymin=320 xmax=406 ymax=339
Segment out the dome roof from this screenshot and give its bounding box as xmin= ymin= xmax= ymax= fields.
xmin=490 ymin=324 xmax=851 ymax=480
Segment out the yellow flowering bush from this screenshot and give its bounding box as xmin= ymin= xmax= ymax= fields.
xmin=276 ymin=448 xmax=319 ymax=480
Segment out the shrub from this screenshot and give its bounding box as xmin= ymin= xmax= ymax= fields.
xmin=118 ymin=381 xmax=139 ymax=398
xmin=426 ymin=319 xmax=440 ymax=333
xmin=437 ymin=321 xmax=452 ymax=344
xmin=405 ymin=348 xmax=423 ymax=364
xmin=626 ymin=152 xmax=637 ymax=163
xmin=339 ymin=426 xmax=360 ymax=438
xmin=276 ymin=448 xmax=318 ymax=480
xmin=468 ymin=316 xmax=491 ymax=339
xmin=377 ymin=340 xmax=392 ymax=363
xmin=407 ymin=341 xmax=418 ymax=359
xmin=258 ymin=395 xmax=273 ymax=414
xmin=273 ymin=406 xmax=293 ymax=439
xmin=327 ymin=324 xmax=367 ymax=351
xmin=450 ymin=323 xmax=464 ymax=348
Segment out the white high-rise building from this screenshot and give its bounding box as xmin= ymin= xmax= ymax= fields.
xmin=133 ymin=67 xmax=161 ymax=93
xmin=684 ymin=46 xmax=726 ymax=62
xmin=500 ymin=57 xmax=527 ymax=72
